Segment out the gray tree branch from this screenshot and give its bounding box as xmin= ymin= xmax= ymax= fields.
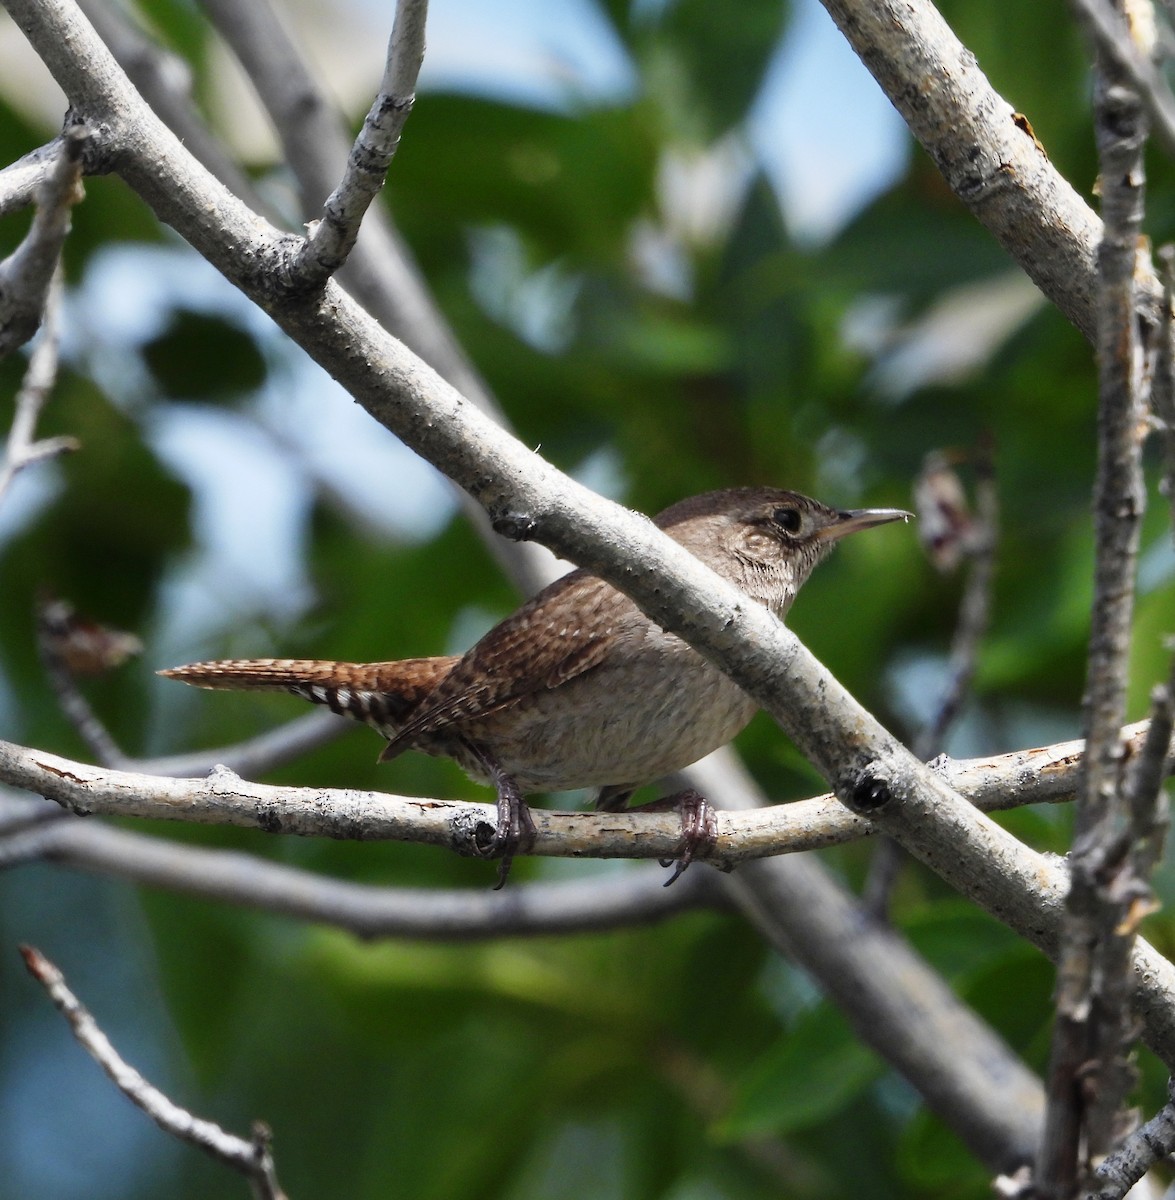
xmin=20 ymin=944 xmax=288 ymax=1200
xmin=0 ymin=124 xmax=86 ymax=357
xmin=821 ymin=0 xmax=1152 ymax=344
xmin=288 ymin=0 xmax=428 ymax=287
xmin=5 ymin=723 xmax=1169 ymax=870
xmin=1038 ymin=11 xmax=1155 ymax=1191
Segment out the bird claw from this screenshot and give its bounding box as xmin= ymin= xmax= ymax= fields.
xmin=463 ymin=740 xmax=536 ymax=889
xmin=489 ymin=789 xmax=537 ymax=890
xmin=657 ymin=788 xmax=718 ymax=886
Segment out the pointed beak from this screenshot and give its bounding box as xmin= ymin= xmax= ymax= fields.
xmin=817 ymin=507 xmax=913 ymax=543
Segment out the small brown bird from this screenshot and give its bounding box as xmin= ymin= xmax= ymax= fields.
xmin=162 ymin=488 xmax=910 ymax=884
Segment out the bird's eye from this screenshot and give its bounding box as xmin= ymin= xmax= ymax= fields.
xmin=772 ymin=506 xmax=803 ymax=535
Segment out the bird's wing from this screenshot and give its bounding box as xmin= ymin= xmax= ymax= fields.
xmin=380 ymin=570 xmax=637 ymax=756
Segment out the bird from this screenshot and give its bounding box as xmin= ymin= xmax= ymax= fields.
xmin=161 ymin=488 xmax=910 ymax=885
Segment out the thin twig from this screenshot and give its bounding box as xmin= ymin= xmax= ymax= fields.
xmin=0 ymin=137 xmax=68 ymax=218
xmin=913 ymin=447 xmax=1000 ymax=760
xmin=0 ymin=270 xmax=78 ymax=504
xmin=1118 ymin=660 xmax=1175 ymax=880
xmin=1072 ymin=0 xmax=1175 ymax=156
xmin=1155 ymin=245 xmax=1175 ymax=535
xmin=20 ymin=945 xmax=288 ymax=1200
xmin=288 ymin=0 xmax=429 ymax=288
xmin=196 ymin=0 xmax=558 ymax=595
xmin=864 ymin=447 xmax=1000 ymax=916
xmin=137 ymin=711 xmax=346 ymax=778
xmin=35 ymin=596 xmax=133 ymax=768
xmin=0 ymin=123 xmax=88 ymax=358
xmin=1089 ymin=1078 xmax=1175 ymax=1200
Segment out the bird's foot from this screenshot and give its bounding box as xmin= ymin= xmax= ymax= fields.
xmin=489 ymin=777 xmax=537 ymax=890
xmin=464 ymin=741 xmax=536 ymax=889
xmin=659 ymin=789 xmax=718 ymax=886
xmin=600 ymin=787 xmax=718 ymax=886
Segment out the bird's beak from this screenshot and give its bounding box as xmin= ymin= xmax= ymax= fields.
xmin=817 ymin=508 xmax=913 ymax=542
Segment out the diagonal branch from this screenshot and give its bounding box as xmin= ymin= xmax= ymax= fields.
xmin=820 ymin=0 xmax=1155 ymax=343
xmin=195 ymin=0 xmax=559 ymax=594
xmin=0 ymin=269 xmax=78 ymax=504
xmin=1 ymin=808 xmax=723 ymax=939
xmin=287 ymin=0 xmax=428 ymax=288
xmin=21 ymin=945 xmax=288 ymax=1200
xmin=0 ymin=123 xmax=88 ymax=357
xmin=1073 ymin=0 xmax=1175 ymax=155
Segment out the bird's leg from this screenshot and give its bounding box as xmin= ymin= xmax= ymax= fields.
xmin=462 ymin=740 xmax=536 ymax=889
xmin=595 ymin=786 xmax=718 ymax=886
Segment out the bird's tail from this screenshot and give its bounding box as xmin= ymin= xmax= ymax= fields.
xmin=159 ymin=656 xmax=458 ymax=731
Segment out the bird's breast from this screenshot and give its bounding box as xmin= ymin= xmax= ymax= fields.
xmin=455 ymin=635 xmax=758 ymax=793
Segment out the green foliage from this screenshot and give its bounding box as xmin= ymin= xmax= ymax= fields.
xmin=3 ymin=1 xmax=1175 ymax=1198
xmin=142 ymin=309 xmax=268 ymax=401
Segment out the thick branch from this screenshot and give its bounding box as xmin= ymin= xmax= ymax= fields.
xmin=820 ymin=0 xmax=1154 ymax=343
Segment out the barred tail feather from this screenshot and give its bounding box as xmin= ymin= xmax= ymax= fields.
xmin=159 ymin=656 xmax=458 ymax=733
xmin=159 ymin=658 xmax=350 ymax=691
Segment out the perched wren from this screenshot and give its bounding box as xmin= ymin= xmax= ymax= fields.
xmin=162 ymin=488 xmax=910 ymax=884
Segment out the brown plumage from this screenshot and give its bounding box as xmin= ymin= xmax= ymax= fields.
xmin=162 ymin=488 xmax=910 ymax=883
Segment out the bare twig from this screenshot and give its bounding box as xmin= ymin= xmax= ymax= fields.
xmin=20 ymin=945 xmax=288 ymax=1200
xmin=35 ymin=595 xmax=137 ymax=768
xmin=913 ymin=447 xmax=999 ymax=760
xmin=1089 ymin=1079 xmax=1175 ymax=1200
xmin=1072 ymin=0 xmax=1175 ymax=155
xmin=2 ymin=719 xmax=1172 ymax=870
xmin=1 ymin=812 xmax=722 ymax=938
xmin=0 ymin=270 xmax=77 ymax=503
xmin=1119 ymin=662 xmax=1175 ymax=879
xmin=1155 ymin=246 xmax=1175 ymax=534
xmin=137 ymin=711 xmax=346 ymax=778
xmin=1038 ymin=9 xmax=1154 ymax=1193
xmin=0 ymin=124 xmax=87 ymax=357
xmin=196 ymin=0 xmax=559 ymax=595
xmin=288 ymin=0 xmax=428 ymax=287
xmin=864 ymin=447 xmax=1000 ymax=915
xmin=0 ymin=137 xmax=69 ymax=218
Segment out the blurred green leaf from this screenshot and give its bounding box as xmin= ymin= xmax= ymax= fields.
xmin=718 ymin=1005 xmax=883 ymax=1139
xmin=142 ymin=309 xmax=268 ymax=401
